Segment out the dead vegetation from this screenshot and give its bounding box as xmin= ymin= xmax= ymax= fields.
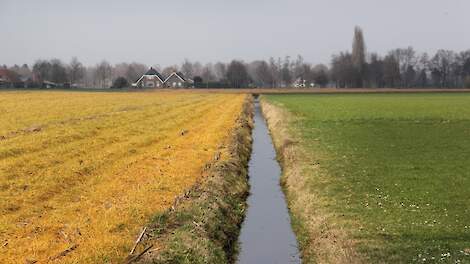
xmin=123 ymin=96 xmax=254 ymax=264
xmin=0 ymin=91 xmax=247 ymax=263
xmin=260 ymin=98 xmax=362 ymax=264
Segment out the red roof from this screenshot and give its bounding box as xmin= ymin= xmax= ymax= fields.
xmin=0 ymin=68 xmax=20 ymax=82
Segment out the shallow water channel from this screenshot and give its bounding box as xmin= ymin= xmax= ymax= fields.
xmin=236 ymin=100 xmax=301 ymax=264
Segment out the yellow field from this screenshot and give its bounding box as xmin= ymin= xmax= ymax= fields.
xmin=0 ymin=91 xmax=246 ymax=263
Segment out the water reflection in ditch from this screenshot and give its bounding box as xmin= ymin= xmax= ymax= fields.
xmin=236 ymin=99 xmax=301 ymax=264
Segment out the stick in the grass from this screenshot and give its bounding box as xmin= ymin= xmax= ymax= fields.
xmin=129 ymin=227 xmax=147 ymax=255
xmin=124 ymin=245 xmax=153 ymax=264
xmin=50 ymin=244 xmax=78 ymax=260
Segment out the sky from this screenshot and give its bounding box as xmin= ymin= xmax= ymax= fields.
xmin=1 ymin=0 xmax=469 ymax=67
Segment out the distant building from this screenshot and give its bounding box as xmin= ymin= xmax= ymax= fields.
xmin=133 ymin=67 xmax=165 ymax=88
xmin=293 ymin=77 xmax=315 ymax=88
xmin=164 ymin=72 xmax=189 ymax=88
xmin=133 ymin=68 xmax=192 ymax=88
xmin=0 ymin=68 xmax=21 ymax=88
xmin=42 ymin=80 xmax=59 ymax=89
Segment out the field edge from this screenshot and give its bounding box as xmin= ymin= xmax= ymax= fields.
xmin=260 ymin=97 xmax=363 ymax=264
xmin=127 ymin=95 xmax=254 ymax=264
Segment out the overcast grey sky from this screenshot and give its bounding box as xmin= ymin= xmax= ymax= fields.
xmin=1 ymin=0 xmax=469 ymax=67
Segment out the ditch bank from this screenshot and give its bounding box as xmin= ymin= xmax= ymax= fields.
xmin=126 ymin=96 xmax=254 ymax=264
xmin=236 ymin=98 xmax=301 ymax=263
xmin=260 ymin=98 xmax=361 ymax=264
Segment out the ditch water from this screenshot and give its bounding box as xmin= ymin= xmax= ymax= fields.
xmin=236 ymin=99 xmax=301 ymax=264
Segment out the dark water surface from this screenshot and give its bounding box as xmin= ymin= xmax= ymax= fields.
xmin=237 ymin=101 xmax=301 ymax=264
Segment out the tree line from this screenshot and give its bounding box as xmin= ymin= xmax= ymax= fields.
xmin=2 ymin=59 xmax=149 ymax=88
xmin=2 ymin=26 xmax=469 ymax=88
xmin=1 ymin=57 xmax=329 ymax=88
xmin=331 ymin=27 xmax=470 ymax=88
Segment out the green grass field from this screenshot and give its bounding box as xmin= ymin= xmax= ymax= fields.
xmin=266 ymin=93 xmax=470 ymax=263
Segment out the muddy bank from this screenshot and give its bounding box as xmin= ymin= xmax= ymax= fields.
xmin=237 ymin=100 xmax=300 ymax=263
xmin=260 ymin=98 xmax=361 ymax=264
xmin=126 ymin=96 xmax=254 ymax=264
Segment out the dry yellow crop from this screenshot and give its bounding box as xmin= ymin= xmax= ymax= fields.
xmin=0 ymin=91 xmax=246 ymax=263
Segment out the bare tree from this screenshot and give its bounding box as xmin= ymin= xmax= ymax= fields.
xmin=416 ymin=69 xmax=428 ymax=88
xmin=32 ymin=60 xmax=52 ymax=82
xmin=10 ymin=64 xmax=21 ymax=74
xmin=366 ymin=53 xmax=384 ymax=88
xmin=213 ymin=62 xmax=226 ymax=81
xmin=162 ymin=65 xmax=179 ymax=78
xmin=383 ymin=54 xmax=401 ymax=87
xmin=292 ymin=55 xmax=304 ymax=80
xmin=112 ymin=63 xmax=129 ymax=81
xmin=268 ymin=57 xmax=282 ymax=87
xmin=429 ymin=50 xmax=456 ymax=87
xmin=331 ymin=52 xmax=355 ymax=88
xmin=68 ymin=57 xmax=85 ymax=85
xmin=417 ymin=52 xmax=430 ymax=71
xmin=192 ymin=62 xmax=203 ymax=77
xmin=255 ymin=60 xmax=274 ymax=87
xmin=389 ymin=47 xmax=418 ymax=87
xmin=299 ymin=63 xmax=315 ymax=85
xmin=83 ymin=66 xmax=97 ymax=87
xmin=312 ymin=64 xmax=329 ymax=87
xmin=226 ymin=60 xmax=250 ymax=88
xmin=127 ymin=63 xmax=147 ymax=83
xmin=95 ymin=60 xmax=112 ymax=88
xmin=281 ymin=56 xmax=292 ymax=87
xmin=10 ymin=64 xmax=32 ymax=80
xmin=246 ymin=61 xmax=261 ymax=86
xmin=181 ymin=59 xmax=194 ymax=79
xmin=50 ymin=59 xmax=68 ymax=84
xmin=201 ymin=64 xmax=216 ymax=83
xmin=455 ymin=51 xmax=470 ymax=87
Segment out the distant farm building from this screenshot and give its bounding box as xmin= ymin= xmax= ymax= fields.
xmin=133 ymin=67 xmax=165 ymax=88
xmin=293 ymin=77 xmax=315 ymax=88
xmin=0 ymin=68 xmax=21 ymax=88
xmin=42 ymin=80 xmax=59 ymax=89
xmin=164 ymin=72 xmax=190 ymax=88
xmin=133 ymin=67 xmax=192 ymax=88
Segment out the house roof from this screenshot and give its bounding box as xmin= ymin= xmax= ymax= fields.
xmin=145 ymin=67 xmax=159 ymax=75
xmin=175 ymin=72 xmax=194 ymax=83
xmin=43 ymin=80 xmax=58 ymax=85
xmin=0 ymin=69 xmax=20 ymax=82
xmin=134 ymin=67 xmax=165 ymax=84
xmin=164 ymin=72 xmax=187 ymax=83
xmin=176 ymin=72 xmax=186 ymax=81
xmin=134 ymin=68 xmax=195 ymax=86
xmin=144 ymin=67 xmax=164 ymax=80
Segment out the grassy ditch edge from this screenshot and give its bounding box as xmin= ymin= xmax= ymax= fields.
xmin=260 ymin=97 xmax=363 ymax=264
xmin=126 ymin=95 xmax=254 ymax=264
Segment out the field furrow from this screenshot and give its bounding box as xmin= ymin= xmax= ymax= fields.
xmin=0 ymin=91 xmax=246 ymax=263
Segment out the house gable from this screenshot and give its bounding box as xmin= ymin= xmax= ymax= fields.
xmin=164 ymin=72 xmax=187 ymax=88
xmin=134 ymin=67 xmax=165 ymax=88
